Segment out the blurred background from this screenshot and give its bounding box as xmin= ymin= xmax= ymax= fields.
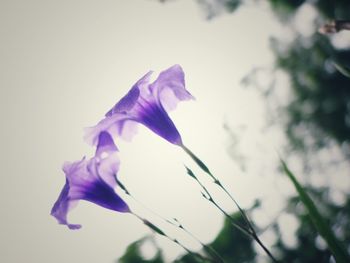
xmin=1 ymin=0 xmax=349 ymax=262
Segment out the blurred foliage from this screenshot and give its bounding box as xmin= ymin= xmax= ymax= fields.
xmin=157 ymin=0 xmax=350 ymax=157
xmin=119 ymin=192 xmax=350 ymax=262
xmin=268 ymin=0 xmax=305 ymax=21
xmin=119 ymin=237 xmax=164 ymax=263
xmin=268 ymin=0 xmax=350 ymax=22
xmin=271 ymin=34 xmax=350 ymax=153
xmin=259 ymin=0 xmax=350 ymax=155
xmin=120 ymin=0 xmax=350 ymax=262
xmin=188 ymin=0 xmax=350 ymax=22
xmin=119 ymin=212 xmax=256 ymax=262
xmin=252 ymin=0 xmax=350 ymax=156
xmin=196 ymin=0 xmax=242 ymax=19
xmin=120 ymin=156 xmax=348 ymax=262
xmin=277 ymin=188 xmax=350 ymax=263
xmin=281 ymin=160 xmax=350 ymax=262
xmin=208 ymin=213 xmax=255 ymax=262
xmin=265 ymin=1 xmax=350 ymax=156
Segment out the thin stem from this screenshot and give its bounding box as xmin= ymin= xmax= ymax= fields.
xmin=191 ymin=170 xmax=280 ymax=263
xmin=208 ymin=195 xmax=279 ymax=262
xmin=190 ymin=172 xmax=252 ymax=238
xmin=117 ymin=178 xmax=171 ymax=224
xmin=216 ymin=180 xmax=256 ymax=232
xmin=182 ymin=145 xmax=280 ymax=262
xmin=175 ymin=219 xmax=225 ymax=263
xmin=130 ymin=211 xmax=213 ymax=262
xmin=118 ymin=179 xmax=222 ymax=262
xmin=182 ymin=145 xmax=253 ymax=231
xmin=252 ymin=232 xmax=279 ymax=263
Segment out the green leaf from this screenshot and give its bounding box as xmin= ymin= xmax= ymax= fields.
xmin=182 ymin=145 xmax=211 ymax=175
xmin=118 ymin=236 xmax=164 ymax=263
xmin=333 ymin=61 xmax=350 ymax=78
xmin=184 ymin=165 xmax=197 ymax=179
xmin=143 ymin=220 xmax=166 ymax=237
xmin=281 ymin=159 xmax=350 ymax=263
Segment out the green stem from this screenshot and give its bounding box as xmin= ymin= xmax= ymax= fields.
xmin=188 ymin=169 xmax=252 ymax=238
xmin=182 ymin=146 xmax=280 ymax=263
xmin=175 ymin=219 xmax=225 ymax=263
xmin=131 ymin=211 xmax=212 ymax=262
xmin=118 ymin=179 xmax=222 ymax=262
xmin=182 ymin=145 xmax=253 ymax=231
xmin=191 ymin=170 xmax=279 ymax=262
xmin=210 ymin=197 xmax=279 ymax=263
xmin=281 ymin=160 xmax=350 ymax=263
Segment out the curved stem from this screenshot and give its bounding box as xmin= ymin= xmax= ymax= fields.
xmin=182 ymin=145 xmax=253 ymax=230
xmin=176 ymin=220 xmax=225 ymax=263
xmin=182 ymin=145 xmax=280 ymax=263
xmin=190 ymin=170 xmax=252 ymax=238
xmin=252 ymin=232 xmax=279 ymax=263
xmin=118 ymin=179 xmax=222 ymax=262
xmin=130 ymin=211 xmax=213 ymax=262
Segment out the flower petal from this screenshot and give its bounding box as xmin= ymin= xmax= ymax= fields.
xmin=106 ymin=71 xmax=153 ymax=116
xmin=84 ymin=113 xmax=129 ymax=146
xmin=95 ymin=131 xmax=121 ymax=187
xmin=50 ymin=180 xmax=81 ymax=230
xmin=95 ymin=131 xmax=118 ymax=158
xmin=112 ymin=119 xmax=139 ymax=142
xmin=51 ymin=132 xmax=129 ymax=229
xmin=150 ymin=64 xmax=194 ymax=111
xmin=84 ymin=65 xmax=192 ymax=147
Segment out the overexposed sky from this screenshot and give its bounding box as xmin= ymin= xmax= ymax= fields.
xmin=3 ymin=1 xmax=344 ymax=263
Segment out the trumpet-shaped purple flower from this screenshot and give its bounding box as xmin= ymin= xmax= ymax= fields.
xmin=85 ymin=64 xmax=194 ymax=147
xmin=51 ymin=131 xmax=130 ymax=229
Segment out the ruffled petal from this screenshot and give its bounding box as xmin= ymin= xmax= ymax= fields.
xmin=84 ymin=65 xmax=192 ymax=147
xmin=50 ymin=180 xmax=81 ymax=230
xmin=96 ymin=131 xmax=119 ymax=158
xmin=65 ymin=152 xmax=129 ymax=214
xmin=84 ymin=113 xmax=129 ymax=146
xmin=105 ymin=71 xmax=153 ymax=116
xmin=111 ymin=119 xmax=139 ymax=142
xmin=51 ymin=132 xmax=129 ymax=229
xmin=150 ymin=65 xmax=194 ymax=112
xmin=95 ymin=131 xmax=120 ymax=187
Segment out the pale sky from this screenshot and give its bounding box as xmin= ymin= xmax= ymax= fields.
xmin=1 ymin=1 xmax=348 ymax=262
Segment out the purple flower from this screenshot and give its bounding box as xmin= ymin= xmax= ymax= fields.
xmin=84 ymin=65 xmax=194 ymax=147
xmin=51 ymin=131 xmax=130 ymax=229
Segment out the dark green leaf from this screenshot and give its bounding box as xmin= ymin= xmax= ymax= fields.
xmin=281 ymin=160 xmax=350 ymax=263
